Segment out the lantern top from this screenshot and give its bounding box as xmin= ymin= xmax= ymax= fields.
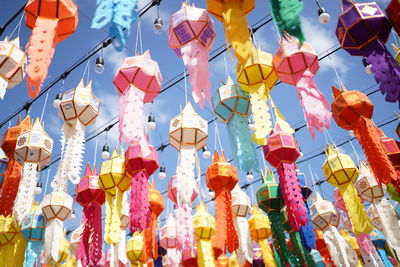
xmin=1 ymin=115 xmax=31 ymax=158
xmin=193 ymin=202 xmax=216 ymax=232
xmin=206 ymin=150 xmax=238 ymax=192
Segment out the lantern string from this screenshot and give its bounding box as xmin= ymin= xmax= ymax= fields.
xmin=183 ymin=69 xmax=188 ymax=103
xmin=214 ymin=121 xmax=223 ymax=152
xmin=40 ymin=91 xmax=50 ymax=123
xmin=8 ymin=121 xmax=11 ymax=129
xmin=43 ymin=168 xmax=51 ymax=199
xmin=82 ymin=60 xmax=91 ymax=83
xmin=9 ymin=13 xmax=24 ymax=38
xmin=307 ymin=160 xmax=319 ymax=195
xmin=323 ymin=128 xmax=335 ymax=147
xmin=348 ymin=137 xmax=361 ymax=164
xmin=135 ymin=19 xmax=143 ymax=55
xmin=249 ymin=182 xmax=255 ymax=205
xmin=327 ymin=54 xmax=343 ymax=87
xmin=86 ymin=60 xmax=91 ymax=84
xmin=93 ymin=136 xmax=99 ymax=167
xmin=223 ymin=55 xmax=229 ymax=79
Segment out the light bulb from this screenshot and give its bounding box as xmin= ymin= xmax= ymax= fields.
xmin=34 ymin=187 xmax=42 ymax=195
xmin=102 ymin=144 xmax=110 ymax=159
xmin=148 ymin=114 xmax=156 ymax=131
xmin=53 ymin=92 xmax=63 ymax=109
xmin=158 ymin=165 xmax=166 ymax=180
xmin=298 ymin=151 xmax=304 ymax=159
xmin=95 ymin=56 xmax=105 ymax=74
xmin=362 ymin=57 xmax=373 ymax=74
xmin=246 ymin=171 xmax=254 ymax=183
xmin=248 ymin=123 xmax=255 ymax=132
xmin=153 ymin=17 xmax=163 ymax=35
xmin=208 ymin=190 xmax=215 ymax=199
xmin=318 ymin=7 xmax=330 ymax=24
xmin=202 ymin=147 xmax=211 ymax=159
xmin=70 ymin=212 xmax=76 ymax=220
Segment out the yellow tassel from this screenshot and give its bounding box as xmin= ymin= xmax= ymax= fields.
xmin=104 ymin=192 xmax=113 ymax=244
xmin=270 ymin=99 xmax=294 ymax=135
xmin=258 ymin=239 xmax=277 ymax=267
xmin=250 ymin=88 xmax=271 ymax=145
xmin=14 ymin=235 xmax=27 ymax=266
xmin=339 ymin=183 xmax=373 ymax=235
xmin=105 ymin=190 xmax=123 ymax=244
xmin=198 ymin=239 xmax=216 ymax=267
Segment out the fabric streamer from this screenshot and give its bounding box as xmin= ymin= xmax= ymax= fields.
xmin=160 ymin=213 xmax=181 ymax=267
xmin=315 ymin=230 xmax=336 ymax=267
xmin=371 ymin=229 xmax=395 ymax=267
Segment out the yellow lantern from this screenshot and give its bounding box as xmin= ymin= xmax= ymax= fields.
xmin=367 ymin=205 xmax=383 ymax=231
xmin=0 ymin=215 xmax=26 ymax=266
xmin=248 ymin=206 xmax=276 ymax=267
xmin=193 ymin=202 xmax=216 ymax=267
xmin=127 ymin=232 xmax=145 ymax=265
xmin=322 ymin=145 xmax=373 ymax=235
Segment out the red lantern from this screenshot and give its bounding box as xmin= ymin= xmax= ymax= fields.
xmin=386 ymin=0 xmax=400 ymax=35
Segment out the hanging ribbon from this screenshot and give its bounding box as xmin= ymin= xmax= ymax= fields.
xmin=371 ymin=229 xmax=395 ymax=267
xmin=104 ymin=190 xmax=123 ymax=244
xmin=174 ymin=204 xmax=196 ymax=260
xmin=24 ymin=241 xmax=42 ymax=266
xmin=176 ymin=146 xmax=197 ymax=206
xmin=299 ymin=201 xmax=317 ymax=252
xmin=0 ymin=158 xmax=22 ymax=216
xmin=130 ymin=170 xmax=150 ymax=232
xmin=315 ymin=230 xmax=336 ymax=267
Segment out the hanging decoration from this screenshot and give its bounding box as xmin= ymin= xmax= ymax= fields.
xmin=273 ymin=36 xmax=331 ymax=138
xmin=0 ymin=116 xmax=30 ymax=216
xmin=25 ymin=0 xmax=78 ymax=98
xmin=212 ymin=76 xmax=258 ymax=172
xmin=127 ymin=231 xmax=146 ymax=266
xmin=13 ymin=118 xmax=53 ymax=224
xmin=0 ymin=215 xmax=26 ymax=266
xmin=168 ymin=3 xmax=216 ymax=108
xmin=263 ymin=124 xmax=307 ymax=231
xmin=371 ymin=229 xmax=395 ymax=267
xmin=0 ymin=36 xmax=26 ymax=99
xmin=339 ymin=229 xmax=365 ymax=266
xmin=336 ymin=0 xmax=400 ymax=104
xmin=160 ymin=213 xmax=180 ymax=267
xmin=91 ymin=0 xmax=138 ymax=51
xmin=193 ymin=202 xmax=216 ymax=267
xmin=75 ymin=164 xmax=106 ymax=266
xmin=117 ymin=193 xmax=130 ymax=266
xmin=58 ymin=79 xmax=100 ymax=184
xmin=314 ymin=230 xmax=336 ymax=267
xmin=385 ymin=0 xmax=400 ymax=35
xmin=69 ymin=226 xmax=83 ymax=256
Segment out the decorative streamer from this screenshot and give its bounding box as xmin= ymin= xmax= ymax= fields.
xmin=160 ymin=213 xmax=180 ymax=267
xmin=169 ymin=3 xmax=216 ymax=108
xmin=263 ymin=124 xmax=307 ymax=231
xmin=273 ymin=36 xmax=331 ymax=138
xmin=371 ymin=229 xmax=395 ymax=267
xmin=285 ymin=222 xmax=314 ymax=267
xmin=117 ymin=194 xmax=130 ymax=267
xmin=92 ymin=0 xmax=138 ymax=51
xmin=315 ymin=230 xmax=336 ymax=267
xmin=25 ymin=0 xmax=78 ymax=98
xmin=339 ymin=230 xmax=365 ymax=266
xmin=212 ymin=76 xmax=259 ymax=172
xmin=336 ymin=0 xmax=400 ymax=104
xmin=0 ymin=215 xmax=27 ymax=267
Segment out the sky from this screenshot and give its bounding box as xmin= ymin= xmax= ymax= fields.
xmin=0 ymin=0 xmax=399 ymax=245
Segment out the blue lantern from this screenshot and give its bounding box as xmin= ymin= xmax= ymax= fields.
xmin=212 ymin=76 xmax=258 ymax=172
xmin=371 ymin=229 xmax=393 ymax=267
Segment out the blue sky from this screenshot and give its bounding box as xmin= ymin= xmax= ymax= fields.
xmin=0 ymin=0 xmax=398 ymax=241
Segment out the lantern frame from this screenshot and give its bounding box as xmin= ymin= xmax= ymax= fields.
xmin=41 ymin=191 xmax=73 ymax=221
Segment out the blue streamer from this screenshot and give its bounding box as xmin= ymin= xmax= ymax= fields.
xmin=299 ymin=202 xmax=316 ymax=251
xmin=310 ymin=250 xmax=326 ymax=267
xmin=377 ymin=249 xmax=394 ymax=267
xmin=226 ymin=114 xmax=259 ymax=173
xmin=23 ymin=241 xmax=42 ymax=267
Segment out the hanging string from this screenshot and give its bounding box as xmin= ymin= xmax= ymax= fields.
xmin=249 ymin=183 xmax=255 ymax=205
xmin=86 ymin=60 xmax=91 ymax=84
xmin=43 ymin=168 xmax=51 ymax=199
xmin=40 ymin=91 xmax=50 ymax=123
xmin=8 ymin=121 xmax=11 ymax=129
xmin=9 ymin=13 xmax=24 ymax=39
xmin=223 ymin=55 xmax=229 ymax=79
xmin=93 ymin=136 xmax=99 ymax=167
xmin=348 ymin=138 xmax=361 ymax=164
xmin=307 ymin=161 xmax=319 ymax=196
xmin=135 ymin=19 xmax=143 ymax=54
xmin=82 ymin=60 xmax=91 ymax=83
xmin=327 ymin=55 xmax=343 ymax=87
xmin=184 ymin=70 xmax=188 ymax=103
xmin=214 ymin=121 xmax=223 ymax=152
xmin=323 ymin=128 xmax=335 ymax=147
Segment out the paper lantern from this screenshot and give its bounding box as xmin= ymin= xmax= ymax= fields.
xmin=169 ymin=3 xmax=216 ymax=108
xmin=13 ymin=118 xmax=52 ymax=224
xmin=193 ymin=202 xmax=216 ymax=267
xmin=25 ymin=0 xmax=78 ymax=98
xmin=355 ymin=162 xmax=385 ymax=203
xmin=310 ymin=193 xmax=340 ymax=231
xmin=0 ymin=37 xmax=26 ymax=99
xmin=273 ymin=36 xmax=331 ymax=138
xmin=75 ymin=164 xmax=105 ymax=266
xmin=386 ymin=0 xmax=400 ymax=35
xmin=0 ymin=215 xmax=20 ymax=246
xmin=99 ymin=149 xmax=130 ymax=244
xmin=212 ymin=76 xmax=257 ymax=172
xmin=336 ymin=0 xmax=400 ymax=104
xmin=367 ymin=205 xmax=383 ymax=231
xmin=0 ymin=215 xmax=26 ymax=266
xmin=160 ymin=214 xmax=180 ymax=267
xmin=206 ymin=150 xmax=238 ymax=257
xmin=263 ymin=124 xmax=307 ymax=231
xmin=1 ymin=116 xmax=31 ymax=158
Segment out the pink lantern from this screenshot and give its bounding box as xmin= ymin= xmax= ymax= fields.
xmin=168 ymin=3 xmax=216 ymax=108
xmin=273 ymin=36 xmax=331 ymax=138
xmin=160 ymin=213 xmax=180 ymax=267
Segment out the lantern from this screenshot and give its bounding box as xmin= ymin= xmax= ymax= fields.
xmin=99 ymin=149 xmax=130 ymax=244
xmin=367 ymin=205 xmax=383 ymax=231
xmin=42 ymin=191 xmax=73 ymax=263
xmin=21 ymin=205 xmax=46 ymax=266
xmin=273 ymin=36 xmax=331 ymax=138
xmin=315 ymin=230 xmax=336 ymax=267
xmin=0 ymin=36 xmax=26 ymax=99
xmin=386 ymin=0 xmax=400 ymax=35
xmin=160 ymin=214 xmax=180 ymax=266
xmin=248 ymin=207 xmax=276 ymax=267
xmin=310 ymin=193 xmax=340 ymax=231
xmin=336 ymin=0 xmax=400 ymax=104
xmin=0 ymin=215 xmax=26 ymax=266
xmin=25 ymin=0 xmax=78 ymax=98
xmin=263 ymin=124 xmax=307 ymax=231
xmin=331 ymin=86 xmax=398 ymax=193
xmin=322 ymin=145 xmax=373 ymax=235
xmin=231 ymin=185 xmax=253 ymax=266
xmin=212 ymin=76 xmax=258 ymax=172
xmin=75 ymin=164 xmax=106 ymax=266
xmin=236 ymin=49 xmax=292 ymax=145
xmin=371 ymin=229 xmax=393 ymax=266
xmin=392 ymin=42 xmax=400 ymax=64
xmin=0 ymin=116 xmax=30 ymax=216
xmin=13 ymin=118 xmax=53 ymax=224
xmin=193 ymin=202 xmax=216 ymax=267
xmin=169 ymin=3 xmax=216 ymax=108
xmin=58 ymin=79 xmax=100 ymax=184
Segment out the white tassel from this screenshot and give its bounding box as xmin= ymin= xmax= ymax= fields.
xmin=118 ymin=229 xmax=128 ymax=265
xmin=176 ymin=145 xmax=196 ymax=206
xmin=324 ymin=226 xmax=358 ymax=267
xmin=44 ymin=219 xmax=63 ymax=263
xmin=62 ymin=122 xmax=85 ymax=184
xmin=233 ymin=215 xmax=253 ymax=265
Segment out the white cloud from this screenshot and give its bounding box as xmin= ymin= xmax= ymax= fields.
xmin=103 ymin=46 xmax=127 ymax=75
xmin=210 ymin=55 xmax=236 ymax=78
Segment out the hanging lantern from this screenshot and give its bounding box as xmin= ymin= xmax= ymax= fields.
xmin=273 ymin=36 xmax=331 ymax=138
xmin=58 ymin=79 xmax=100 ymax=184
xmin=385 ymin=0 xmax=400 ymax=35
xmin=113 ymin=50 xmax=162 ymax=150
xmin=236 ymin=49 xmax=292 ymax=145
xmin=75 ymin=164 xmax=106 ymax=266
xmin=21 ymin=205 xmax=46 ymax=266
xmin=160 ymin=213 xmax=180 ymax=267
xmin=0 ymin=215 xmax=26 ymax=266
xmin=169 ymin=3 xmax=216 ymax=108
xmin=13 ymin=118 xmax=53 ymax=224
xmin=0 ymin=36 xmax=26 ymax=99
xmin=212 ymin=76 xmax=258 ymax=172
xmin=336 ymin=0 xmax=400 ymax=104
xmin=205 ymin=151 xmax=239 ymax=258
xmin=371 ymin=229 xmax=394 ymax=266
xmin=263 ymin=124 xmax=307 ymax=231
xmin=25 ymin=0 xmax=78 ymax=98
xmin=99 ymin=149 xmax=130 ymax=245
xmin=193 ymin=202 xmax=216 ymax=267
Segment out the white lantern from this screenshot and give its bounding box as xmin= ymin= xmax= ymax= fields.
xmin=310 ymin=193 xmax=340 ymax=231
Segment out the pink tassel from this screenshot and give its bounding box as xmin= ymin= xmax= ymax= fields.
xmin=295 ymin=70 xmax=331 ymax=138
xmin=76 ymin=205 xmax=92 ymax=266
xmin=130 ymin=170 xmax=150 ymax=232
xmin=356 ymin=233 xmax=374 ymax=256
xmin=174 ymin=205 xmax=195 ymax=251
xmin=91 ymin=204 xmax=103 ymax=265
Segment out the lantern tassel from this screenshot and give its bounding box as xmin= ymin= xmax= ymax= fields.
xmin=167 ymin=248 xmax=181 ymax=267
xmin=354 ymin=118 xmax=397 ymax=187
xmin=145 ymin=211 xmax=158 ymax=260
xmin=250 ymin=90 xmax=272 ymax=145
xmin=26 ymin=17 xmax=57 ymax=98
xmin=24 ymin=241 xmax=42 ymax=267
xmin=299 ymin=202 xmax=316 ymax=251
xmin=295 ymin=70 xmax=331 ymax=139
xmin=105 ymin=191 xmax=122 ymax=244
xmin=44 ymin=218 xmax=64 ymax=263
xmin=278 ymin=162 xmax=307 ymax=231
xmin=176 ymin=146 xmax=196 ymax=205
xmin=233 ymin=215 xmax=253 ymax=265
xmin=76 ymin=204 xmax=91 ymax=267
xmin=377 ymin=248 xmax=393 ymax=267
xmin=0 ymin=158 xmax=22 ymax=216
xmin=197 ymin=239 xmax=216 ymax=267
xmin=91 ymin=203 xmax=103 ymax=265
xmin=130 ymin=170 xmax=150 ymax=232
xmin=118 ymin=228 xmax=129 ymax=266
xmin=258 ymin=239 xmax=277 ymax=267
xmin=175 ymin=205 xmax=195 ymax=252
xmin=315 ymin=230 xmax=336 ymax=267
xmin=289 ymin=231 xmax=309 ymax=266
xmin=181 ymin=40 xmax=211 ymax=108
xmin=356 ymin=233 xmax=384 ymax=267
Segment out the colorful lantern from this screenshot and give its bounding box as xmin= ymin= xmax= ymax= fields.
xmin=0 ymin=215 xmax=26 ymax=266
xmin=0 ymin=36 xmax=26 ymax=99
xmin=160 ymin=213 xmax=180 ymax=267
xmin=169 ymin=3 xmax=216 ymax=108
xmin=273 ymin=36 xmax=331 ymax=138
xmin=336 ymin=0 xmax=400 ymax=104
xmin=248 ymin=206 xmax=277 ymax=267
xmin=263 ymin=124 xmax=307 ymax=231
xmin=385 ymin=0 xmax=400 ymax=35
xmin=25 ymin=0 xmax=78 ymax=98
xmin=391 ymin=43 xmax=400 ymax=64
xmin=99 ymin=149 xmax=130 ymax=244
xmin=127 ymin=232 xmax=145 ymax=265
xmin=236 ymin=49 xmax=292 ymax=145
xmin=212 ymin=76 xmax=258 ymax=172
xmin=21 ymin=205 xmax=46 ymax=266
xmin=371 ymin=229 xmax=394 ymax=266
xmin=193 ymin=202 xmax=216 ymax=267
xmin=75 ymin=164 xmax=106 ymax=266
xmin=0 ymin=116 xmax=30 ymax=216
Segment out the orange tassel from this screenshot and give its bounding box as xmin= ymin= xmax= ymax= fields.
xmin=0 ymin=158 xmax=22 ymax=216
xmin=315 ymin=230 xmax=337 ymax=267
